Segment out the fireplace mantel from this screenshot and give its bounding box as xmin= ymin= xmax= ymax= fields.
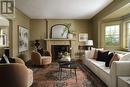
xmin=44 ymin=38 xmax=76 ymax=58
xmin=44 ymin=39 xmax=76 ymax=41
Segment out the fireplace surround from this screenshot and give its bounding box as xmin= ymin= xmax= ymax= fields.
xmin=44 ymin=39 xmax=76 ymax=60
xmin=51 ymin=45 xmax=70 ymax=61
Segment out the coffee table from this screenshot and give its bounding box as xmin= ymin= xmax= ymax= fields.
xmin=58 ymin=60 xmax=78 ymax=82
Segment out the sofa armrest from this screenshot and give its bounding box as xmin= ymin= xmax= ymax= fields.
xmin=110 ymin=61 xmax=130 ymax=76
xmin=15 ymin=58 xmax=25 ymax=65
xmin=110 ymin=61 xmax=130 ymax=87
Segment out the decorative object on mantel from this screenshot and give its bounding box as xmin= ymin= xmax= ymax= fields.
xmin=18 ymin=26 xmax=29 ymax=52
xmin=79 ymin=33 xmax=88 ymax=42
xmin=65 ymin=23 xmax=76 ymax=39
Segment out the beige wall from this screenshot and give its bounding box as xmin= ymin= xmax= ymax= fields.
xmin=91 ymin=0 xmax=130 ymax=48
xmin=12 ymin=9 xmax=30 ymax=61
xmin=47 ymin=19 xmax=92 ymax=39
xmin=30 ymin=19 xmax=46 ymax=40
xmin=30 ymin=19 xmax=92 ymax=58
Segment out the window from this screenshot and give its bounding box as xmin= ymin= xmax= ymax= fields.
xmin=0 ymin=28 xmax=9 ymax=47
xmin=127 ymin=22 xmax=130 ymax=47
xmin=104 ymin=25 xmax=120 ymax=46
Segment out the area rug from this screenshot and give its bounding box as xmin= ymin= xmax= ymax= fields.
xmin=30 ymin=63 xmax=93 ymax=87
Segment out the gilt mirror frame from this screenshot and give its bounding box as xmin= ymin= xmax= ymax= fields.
xmin=50 ymin=24 xmax=69 ymax=39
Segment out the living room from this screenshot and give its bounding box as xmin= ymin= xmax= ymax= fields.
xmin=0 ymin=0 xmax=130 ymax=87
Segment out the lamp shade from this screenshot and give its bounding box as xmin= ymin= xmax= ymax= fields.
xmin=86 ymin=40 xmax=93 ymax=46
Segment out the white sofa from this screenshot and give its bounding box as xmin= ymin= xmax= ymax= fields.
xmin=82 ymin=51 xmax=130 ymax=87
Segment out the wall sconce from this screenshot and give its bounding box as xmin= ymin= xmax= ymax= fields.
xmin=1 ymin=1 xmax=14 ymax=14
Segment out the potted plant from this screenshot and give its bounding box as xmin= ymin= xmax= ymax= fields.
xmin=64 ymin=23 xmax=76 ymax=39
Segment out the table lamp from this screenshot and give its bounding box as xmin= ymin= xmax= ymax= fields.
xmin=85 ymin=40 xmax=93 ymax=50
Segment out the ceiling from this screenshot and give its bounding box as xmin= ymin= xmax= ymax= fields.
xmin=104 ymin=3 xmax=130 ymax=19
xmin=15 ymin=0 xmax=113 ymax=19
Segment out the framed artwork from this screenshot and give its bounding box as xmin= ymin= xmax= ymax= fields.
xmin=79 ymin=33 xmax=88 ymax=42
xmin=1 ymin=1 xmax=14 ymax=14
xmin=18 ymin=26 xmax=29 ymax=52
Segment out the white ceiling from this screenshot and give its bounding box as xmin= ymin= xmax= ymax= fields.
xmin=15 ymin=0 xmax=113 ymax=19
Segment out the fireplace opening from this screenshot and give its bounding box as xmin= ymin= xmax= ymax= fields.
xmin=51 ymin=45 xmax=70 ymax=61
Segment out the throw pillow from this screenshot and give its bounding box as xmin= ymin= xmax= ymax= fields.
xmin=84 ymin=49 xmax=95 ymax=59
xmin=43 ymin=50 xmax=50 ymax=56
xmin=89 ymin=49 xmax=95 ymax=59
xmin=96 ymin=50 xmax=109 ymax=62
xmin=93 ymin=48 xmax=104 ymax=59
xmin=84 ymin=50 xmax=91 ymax=58
xmin=109 ymin=54 xmax=120 ymax=67
xmin=37 ymin=48 xmax=44 ymax=56
xmin=105 ymin=53 xmax=114 ymax=67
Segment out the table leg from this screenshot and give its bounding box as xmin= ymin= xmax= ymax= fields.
xmin=75 ymin=69 xmax=77 ymax=82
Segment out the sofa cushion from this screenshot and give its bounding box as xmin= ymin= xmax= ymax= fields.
xmin=119 ymin=53 xmax=130 ymax=61
xmin=93 ymin=48 xmax=104 ymax=59
xmin=109 ymin=54 xmax=120 ymax=67
xmin=105 ymin=53 xmax=114 ymax=67
xmin=84 ymin=59 xmax=110 ymax=86
xmin=84 ymin=49 xmax=95 ymax=59
xmin=96 ymin=51 xmax=109 ymax=62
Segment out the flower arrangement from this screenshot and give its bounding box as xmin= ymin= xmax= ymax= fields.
xmin=59 ymin=51 xmax=71 ymax=61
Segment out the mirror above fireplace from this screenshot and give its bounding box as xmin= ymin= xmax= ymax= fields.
xmin=50 ymin=24 xmax=69 ymax=39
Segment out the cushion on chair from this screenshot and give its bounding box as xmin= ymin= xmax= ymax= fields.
xmin=43 ymin=50 xmax=50 ymax=56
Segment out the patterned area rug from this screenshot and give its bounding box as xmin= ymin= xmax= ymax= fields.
xmin=30 ymin=63 xmax=93 ymax=87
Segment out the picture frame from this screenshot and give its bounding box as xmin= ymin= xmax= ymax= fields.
xmin=1 ymin=1 xmax=14 ymax=14
xmin=18 ymin=26 xmax=29 ymax=52
xmin=79 ymin=33 xmax=88 ymax=42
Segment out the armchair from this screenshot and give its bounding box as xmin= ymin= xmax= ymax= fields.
xmin=31 ymin=51 xmax=52 ymax=66
xmin=0 ymin=58 xmax=33 ymax=87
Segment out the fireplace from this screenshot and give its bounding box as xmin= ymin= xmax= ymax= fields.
xmin=51 ymin=45 xmax=70 ymax=61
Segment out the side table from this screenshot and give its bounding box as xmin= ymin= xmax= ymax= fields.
xmin=118 ymin=76 xmax=130 ymax=87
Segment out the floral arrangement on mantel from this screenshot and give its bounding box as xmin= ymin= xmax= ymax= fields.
xmin=62 ymin=23 xmax=76 ymax=39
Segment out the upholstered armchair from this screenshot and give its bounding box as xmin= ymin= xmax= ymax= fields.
xmin=0 ymin=58 xmax=33 ymax=87
xmin=31 ymin=51 xmax=52 ymax=66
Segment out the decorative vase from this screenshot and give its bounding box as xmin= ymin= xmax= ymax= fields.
xmin=68 ymin=34 xmax=73 ymax=39
xmin=64 ymin=56 xmax=71 ymax=61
